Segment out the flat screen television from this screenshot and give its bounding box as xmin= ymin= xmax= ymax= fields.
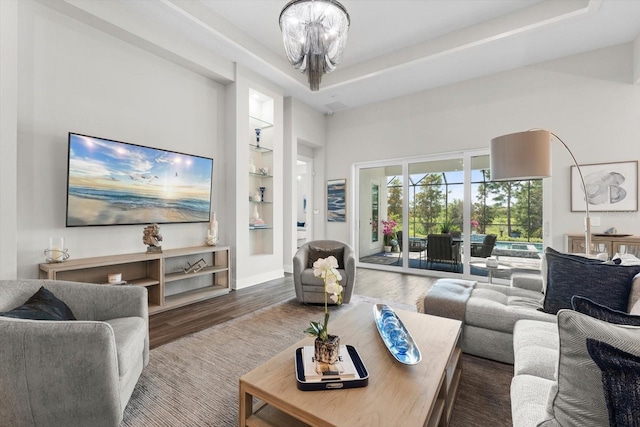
xmin=66 ymin=132 xmax=213 ymax=227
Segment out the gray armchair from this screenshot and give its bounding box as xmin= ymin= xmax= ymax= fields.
xmin=0 ymin=280 xmax=149 ymax=427
xmin=293 ymin=240 xmax=356 ymax=304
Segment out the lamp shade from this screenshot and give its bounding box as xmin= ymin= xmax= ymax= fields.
xmin=490 ymin=130 xmax=552 ymax=181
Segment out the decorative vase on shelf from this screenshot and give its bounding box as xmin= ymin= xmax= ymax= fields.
xmin=206 ymin=212 xmax=218 ymax=246
xmin=249 ymin=158 xmax=256 ymax=174
xmin=255 ymin=128 xmax=261 ymax=148
xmin=259 ymin=186 xmax=266 ymax=202
xmin=315 ymin=335 xmax=340 ymax=364
xmin=252 ymin=205 xmax=260 ymax=220
xmin=254 ymin=190 xmax=262 ymax=202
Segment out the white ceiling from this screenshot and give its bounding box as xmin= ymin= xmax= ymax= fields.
xmin=72 ymin=0 xmax=640 ymax=113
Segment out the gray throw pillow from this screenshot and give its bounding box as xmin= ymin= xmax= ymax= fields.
xmin=308 ymin=246 xmax=345 ymax=269
xmin=539 ymin=310 xmax=640 ymax=426
xmin=543 ymin=247 xmax=640 ymax=314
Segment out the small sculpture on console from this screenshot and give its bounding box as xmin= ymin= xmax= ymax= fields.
xmin=143 ymin=224 xmax=163 ymax=253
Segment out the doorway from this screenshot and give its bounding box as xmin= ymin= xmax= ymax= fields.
xmin=296 ymin=156 xmax=313 ymax=248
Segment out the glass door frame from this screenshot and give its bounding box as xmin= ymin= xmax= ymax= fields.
xmin=352 ymin=148 xmax=499 ymax=281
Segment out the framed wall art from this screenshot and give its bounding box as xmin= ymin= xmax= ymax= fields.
xmin=571 ymin=160 xmax=638 ymax=212
xmin=327 ymin=179 xmax=346 ymax=222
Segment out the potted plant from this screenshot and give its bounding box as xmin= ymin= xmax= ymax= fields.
xmin=381 ymin=219 xmax=397 ymax=252
xmin=304 ymin=256 xmax=344 ymax=364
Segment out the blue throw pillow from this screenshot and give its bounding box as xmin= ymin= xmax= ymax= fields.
xmin=572 ymin=296 xmax=640 ymax=325
xmin=543 ymin=247 xmax=640 ymax=315
xmin=587 ymin=338 xmax=640 ymax=427
xmin=0 ymin=286 xmax=76 ymax=321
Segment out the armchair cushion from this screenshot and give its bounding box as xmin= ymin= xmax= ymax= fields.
xmin=0 ymin=286 xmax=76 ymax=321
xmin=308 ymin=245 xmax=344 ymax=269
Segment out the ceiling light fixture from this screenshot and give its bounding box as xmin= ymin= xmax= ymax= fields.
xmin=279 ymin=0 xmax=350 ymax=91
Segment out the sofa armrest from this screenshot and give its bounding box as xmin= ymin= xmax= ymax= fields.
xmin=0 ymin=318 xmax=122 ymax=425
xmin=37 ymin=280 xmax=147 ymax=322
xmin=511 ymin=273 xmax=544 ymax=293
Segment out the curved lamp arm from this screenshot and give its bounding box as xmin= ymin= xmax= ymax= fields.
xmin=549 ymin=132 xmax=592 ymax=255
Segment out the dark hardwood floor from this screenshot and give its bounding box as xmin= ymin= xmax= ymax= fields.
xmin=149 ymin=268 xmax=437 ymax=349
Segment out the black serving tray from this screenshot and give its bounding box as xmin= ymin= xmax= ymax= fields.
xmin=294 ymin=345 xmax=369 ymax=391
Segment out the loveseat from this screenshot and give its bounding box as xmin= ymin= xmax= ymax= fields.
xmin=0 ymin=280 xmax=149 ymax=427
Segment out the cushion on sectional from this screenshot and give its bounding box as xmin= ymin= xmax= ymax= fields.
xmin=586 ymin=338 xmax=640 ymax=427
xmin=0 ymin=286 xmax=76 ymax=321
xmin=571 ymin=295 xmax=640 ymax=325
xmin=542 ymin=247 xmax=640 ymax=315
xmin=539 ymin=310 xmax=640 ymax=427
xmin=307 ymin=246 xmax=345 ymax=269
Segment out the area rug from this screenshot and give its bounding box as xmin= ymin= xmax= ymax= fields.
xmin=122 ymin=295 xmax=512 ymax=426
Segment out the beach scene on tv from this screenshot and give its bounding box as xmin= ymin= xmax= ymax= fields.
xmin=67 ymin=134 xmax=213 ymax=226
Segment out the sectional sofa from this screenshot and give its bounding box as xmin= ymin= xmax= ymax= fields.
xmin=420 ymin=248 xmax=640 ymax=426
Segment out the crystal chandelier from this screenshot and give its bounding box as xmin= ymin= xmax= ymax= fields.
xmin=279 ymin=0 xmax=350 ymax=91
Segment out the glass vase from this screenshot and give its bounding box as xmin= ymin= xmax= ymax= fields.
xmin=314 ymin=335 xmax=340 ymax=364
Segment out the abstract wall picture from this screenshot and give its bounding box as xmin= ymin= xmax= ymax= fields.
xmin=327 ymin=179 xmax=346 ymax=222
xmin=571 ymin=161 xmax=638 ymax=212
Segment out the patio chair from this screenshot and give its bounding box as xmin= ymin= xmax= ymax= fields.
xmin=426 ymin=234 xmax=459 ymax=271
xmin=396 ymin=231 xmax=426 ymax=267
xmin=471 ymin=234 xmax=497 ymax=258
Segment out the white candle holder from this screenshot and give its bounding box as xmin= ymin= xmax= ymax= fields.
xmin=45 ymin=237 xmax=70 ymax=263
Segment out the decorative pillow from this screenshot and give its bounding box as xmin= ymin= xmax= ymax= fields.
xmin=587 ymin=339 xmax=640 ymax=427
xmin=0 ymin=286 xmax=76 ymax=321
xmin=572 ymin=296 xmax=640 ymax=325
xmin=542 ymin=247 xmax=640 ymax=314
xmin=308 ymin=246 xmax=345 ymax=269
xmin=539 ymin=310 xmax=640 ymax=426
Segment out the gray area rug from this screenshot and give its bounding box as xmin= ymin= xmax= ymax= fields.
xmin=122 ymin=295 xmax=511 ymax=426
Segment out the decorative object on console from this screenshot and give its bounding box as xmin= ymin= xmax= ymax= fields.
xmin=253 ymin=190 xmax=262 ymax=202
xmin=279 ymin=0 xmax=350 ymax=91
xmin=248 ymin=158 xmax=256 ymax=174
xmin=571 ymin=160 xmax=638 ymax=212
xmin=108 ymin=273 xmax=122 ymax=284
xmin=45 ymin=237 xmax=70 ymax=263
xmin=491 ymin=129 xmax=592 ymax=254
xmin=259 ymin=167 xmax=269 ymax=176
xmin=142 ymin=224 xmax=163 ymax=253
xmin=206 ymin=212 xmax=218 ymax=246
xmin=184 ymin=258 xmax=208 ymax=274
xmin=259 ymin=186 xmax=266 ymax=202
xmin=304 ymin=256 xmax=344 ymax=364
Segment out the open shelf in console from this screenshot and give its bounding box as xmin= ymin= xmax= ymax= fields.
xmin=39 ymin=246 xmax=230 ymax=315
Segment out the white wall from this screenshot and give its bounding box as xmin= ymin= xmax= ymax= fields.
xmin=326 ymin=43 xmax=640 ymax=251
xmin=283 ymin=98 xmax=326 ymax=272
xmin=15 ymin=0 xmax=225 ymax=278
xmin=0 ymin=0 xmax=19 ymax=279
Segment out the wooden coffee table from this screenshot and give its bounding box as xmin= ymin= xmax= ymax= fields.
xmin=239 ymin=304 xmax=462 ymax=427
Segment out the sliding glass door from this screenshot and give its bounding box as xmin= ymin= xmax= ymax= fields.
xmin=355 ymin=150 xmax=542 ymax=281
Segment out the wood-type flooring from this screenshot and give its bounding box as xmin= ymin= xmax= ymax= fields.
xmin=149 ymin=268 xmax=436 ymax=349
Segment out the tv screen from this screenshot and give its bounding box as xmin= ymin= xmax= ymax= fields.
xmin=66 ymin=133 xmax=213 ymax=227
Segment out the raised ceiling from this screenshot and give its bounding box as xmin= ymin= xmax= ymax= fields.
xmin=47 ymin=0 xmax=640 ymax=113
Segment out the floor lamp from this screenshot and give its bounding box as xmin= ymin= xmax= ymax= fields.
xmin=490 ymin=129 xmax=591 ymax=254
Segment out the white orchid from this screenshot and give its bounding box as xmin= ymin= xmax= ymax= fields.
xmin=305 ymin=255 xmax=344 ymax=341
